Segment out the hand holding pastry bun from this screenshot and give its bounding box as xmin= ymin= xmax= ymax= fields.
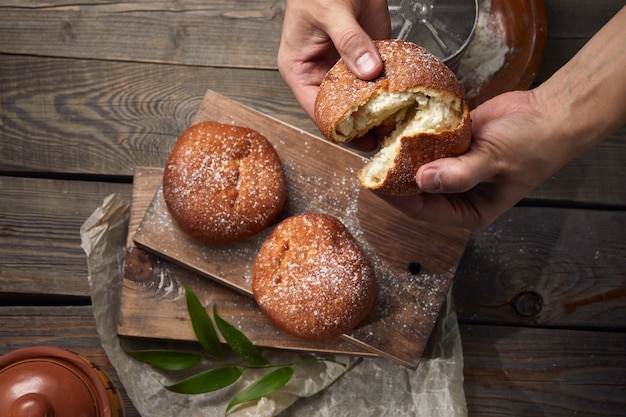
xmin=315 ymin=39 xmax=472 ymax=195
xmin=252 ymin=213 xmax=377 ymax=340
xmin=163 ymin=121 xmax=287 ymax=244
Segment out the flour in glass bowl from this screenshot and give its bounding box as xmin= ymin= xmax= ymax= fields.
xmin=456 ymin=0 xmax=510 ymax=101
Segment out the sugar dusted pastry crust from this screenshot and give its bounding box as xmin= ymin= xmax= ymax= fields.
xmin=315 ymin=39 xmax=472 ymax=195
xmin=252 ymin=213 xmax=377 ymax=340
xmin=163 ymin=121 xmax=287 ymax=244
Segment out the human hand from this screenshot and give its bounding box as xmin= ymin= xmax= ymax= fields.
xmin=381 ymin=90 xmax=570 ymax=229
xmin=382 ymin=6 xmax=626 ymax=229
xmin=277 ymin=0 xmax=391 ymax=120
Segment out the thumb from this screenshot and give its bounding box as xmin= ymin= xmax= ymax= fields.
xmin=322 ymin=14 xmax=383 ymax=80
xmin=416 ymin=152 xmax=495 ymax=194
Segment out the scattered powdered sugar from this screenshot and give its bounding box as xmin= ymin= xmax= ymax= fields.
xmin=139 ymin=185 xmax=263 ymax=291
xmin=277 ymin=159 xmax=451 ymax=326
xmin=456 ymin=0 xmax=510 ymax=100
xmin=253 ymin=214 xmax=377 ymax=339
xmin=137 ymin=118 xmax=456 ymax=352
xmin=163 ymin=123 xmax=286 ymax=244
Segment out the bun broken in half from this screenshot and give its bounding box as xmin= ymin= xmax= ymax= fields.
xmin=315 ymin=39 xmax=471 ymax=195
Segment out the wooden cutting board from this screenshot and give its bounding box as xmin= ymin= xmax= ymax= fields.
xmin=118 ymin=167 xmax=375 ymax=358
xmin=129 ymin=90 xmax=470 ymax=368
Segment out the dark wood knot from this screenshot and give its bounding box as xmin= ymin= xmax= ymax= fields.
xmin=513 ymin=291 xmax=543 ymax=317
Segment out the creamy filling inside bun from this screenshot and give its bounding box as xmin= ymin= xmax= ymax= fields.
xmin=314 ymin=39 xmax=472 ymax=195
xmin=341 ymin=90 xmax=464 ymax=187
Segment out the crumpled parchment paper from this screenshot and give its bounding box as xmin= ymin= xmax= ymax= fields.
xmin=80 ymin=194 xmax=467 ymax=417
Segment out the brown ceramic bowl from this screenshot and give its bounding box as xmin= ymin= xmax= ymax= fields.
xmin=0 ymin=346 xmax=124 ymax=417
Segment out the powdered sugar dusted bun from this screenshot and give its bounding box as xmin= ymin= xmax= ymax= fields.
xmin=252 ymin=213 xmax=377 ymax=340
xmin=315 ymin=39 xmax=472 ymax=195
xmin=163 ymin=121 xmax=287 ymax=244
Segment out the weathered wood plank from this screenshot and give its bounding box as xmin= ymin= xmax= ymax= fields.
xmin=0 ymin=176 xmax=132 ymax=297
xmin=2 ymin=55 xmax=625 ymax=205
xmin=127 ymin=87 xmax=472 ymax=369
xmin=0 ymin=55 xmax=314 ymax=176
xmin=534 ymin=0 xmax=623 ymax=81
xmin=0 ymin=305 xmax=141 ymax=417
xmin=530 ymin=128 xmax=626 ymax=205
xmin=1 ymin=306 xmax=623 ymax=417
xmin=2 ymin=175 xmax=624 ymax=330
xmin=0 ymin=0 xmax=285 ymax=68
xmin=1 ymin=0 xmax=622 ymax=87
xmin=1 ymin=0 xmax=622 ymax=74
xmin=460 ymin=323 xmax=626 ymax=417
xmin=454 ymin=206 xmax=626 ymax=328
xmin=1 ymin=1 xmax=623 ymax=416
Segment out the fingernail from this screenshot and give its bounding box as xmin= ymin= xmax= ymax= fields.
xmin=355 ymin=52 xmax=377 ymax=77
xmin=418 ymin=168 xmax=441 ymax=191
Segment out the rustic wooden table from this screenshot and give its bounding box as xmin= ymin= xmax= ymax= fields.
xmin=1 ymin=0 xmax=625 ymax=415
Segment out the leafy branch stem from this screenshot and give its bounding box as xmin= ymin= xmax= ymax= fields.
xmin=126 ymin=283 xmax=347 ymax=415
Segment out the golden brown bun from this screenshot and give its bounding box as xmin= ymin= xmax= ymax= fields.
xmin=252 ymin=213 xmax=377 ymax=340
xmin=163 ymin=121 xmax=287 ymax=244
xmin=315 ymin=39 xmax=472 ymax=195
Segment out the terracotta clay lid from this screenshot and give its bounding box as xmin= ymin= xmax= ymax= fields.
xmin=0 ymin=346 xmax=124 ymax=417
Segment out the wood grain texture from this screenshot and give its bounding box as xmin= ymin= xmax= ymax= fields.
xmin=0 ymin=55 xmax=314 ymax=176
xmin=1 ymin=0 xmax=625 ymax=414
xmin=529 ymin=130 xmax=626 ymax=205
xmin=120 ymin=245 xmax=376 ymax=357
xmin=129 ymin=90 xmax=471 ymax=368
xmin=2 ymin=306 xmax=623 ymax=417
xmin=535 ymin=0 xmax=625 ymax=82
xmin=0 ymin=176 xmax=132 ymax=297
xmin=120 ymin=167 xmax=378 ymax=357
xmin=1 ymin=53 xmax=624 ymax=205
xmin=454 ymin=207 xmax=626 ymax=328
xmin=0 ymin=0 xmax=285 ymax=68
xmin=0 ymin=0 xmax=622 ymax=73
xmin=460 ymin=324 xmax=626 ymax=416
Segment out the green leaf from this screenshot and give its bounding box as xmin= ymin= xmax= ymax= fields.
xmin=213 ymin=305 xmax=270 ymax=366
xmin=226 ymin=366 xmax=295 ymax=414
xmin=126 ymin=349 xmax=201 ymax=371
xmin=165 ymin=366 xmax=243 ymax=394
xmin=183 ymin=283 xmax=222 ymax=359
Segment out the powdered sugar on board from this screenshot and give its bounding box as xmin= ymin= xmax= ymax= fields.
xmin=132 ymin=90 xmax=470 ymax=368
